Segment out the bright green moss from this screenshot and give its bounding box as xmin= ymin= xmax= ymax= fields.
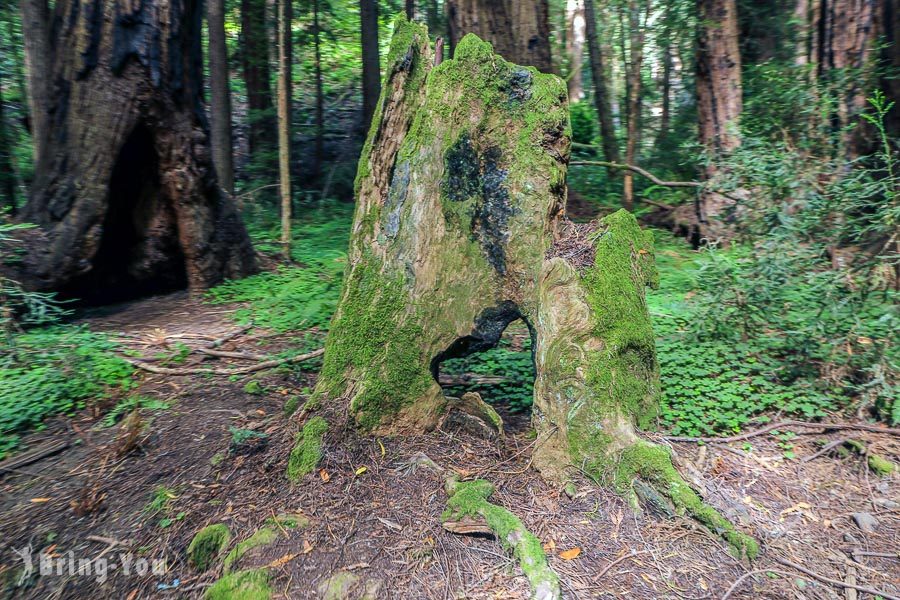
xmin=286 ymin=416 xmax=328 ymax=481
xmin=616 ymin=443 xmax=759 ymax=559
xmin=868 ymin=453 xmax=896 ymax=476
xmin=283 ymin=396 xmax=300 ymax=417
xmin=206 ymin=569 xmax=272 ymax=600
xmin=582 ymin=210 xmax=660 ymax=426
xmin=187 ymin=524 xmax=231 ymax=572
xmin=315 ymin=255 xmax=432 ymax=429
xmin=444 ymin=480 xmax=559 ymax=597
xmin=222 ymin=527 xmax=278 ymax=573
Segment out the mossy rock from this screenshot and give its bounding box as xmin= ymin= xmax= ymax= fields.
xmin=188 ymin=524 xmax=231 ymax=571
xmin=223 ymin=527 xmax=278 ymax=573
xmin=206 ymin=568 xmax=271 ymax=600
xmin=868 ymin=454 xmax=896 ymax=477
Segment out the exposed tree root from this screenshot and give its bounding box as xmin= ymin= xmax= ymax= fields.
xmin=442 ymin=476 xmax=561 ymax=600
xmin=770 ymin=556 xmax=900 ymax=600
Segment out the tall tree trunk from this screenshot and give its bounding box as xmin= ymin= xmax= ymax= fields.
xmin=877 ymin=0 xmax=900 ymax=140
xmin=566 ymin=0 xmax=586 ymax=102
xmin=313 ymin=0 xmax=324 ymax=180
xmin=277 ymin=0 xmax=292 ymax=259
xmin=622 ymin=0 xmax=644 ymax=211
xmin=446 ymin=0 xmax=554 ymax=73
xmin=0 ymin=67 xmax=17 ymax=215
xmin=695 ymin=0 xmax=742 ymax=241
xmin=406 ymin=0 xmax=416 ymax=20
xmin=360 ymin=0 xmax=381 ymax=134
xmin=304 ymin=22 xmax=758 ymax=562
xmin=658 ymin=42 xmax=673 ymax=148
xmin=794 ymin=0 xmax=811 ymax=65
xmin=584 ymin=0 xmax=620 ymax=165
xmin=208 ymin=0 xmax=235 ymax=196
xmin=241 ymin=0 xmax=277 ymax=164
xmin=20 ymin=0 xmax=255 ymax=302
xmin=19 ymin=0 xmax=51 ymax=164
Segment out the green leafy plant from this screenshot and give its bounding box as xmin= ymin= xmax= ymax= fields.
xmin=102 ymin=395 xmax=170 ymax=427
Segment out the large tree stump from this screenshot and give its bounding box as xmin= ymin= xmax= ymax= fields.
xmin=20 ymin=0 xmax=255 ymax=302
xmin=314 ymin=18 xmax=757 ymax=559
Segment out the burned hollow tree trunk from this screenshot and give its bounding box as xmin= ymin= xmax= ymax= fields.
xmin=21 ymin=0 xmax=256 ymax=302
xmin=308 ymin=17 xmax=758 ymax=561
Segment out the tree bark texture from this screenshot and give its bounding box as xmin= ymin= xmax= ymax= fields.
xmin=20 ymin=0 xmax=255 ymax=301
xmin=623 ymin=0 xmax=645 ymax=211
xmin=208 ymin=0 xmax=235 ymax=196
xmin=695 ymin=0 xmax=743 ymax=241
xmin=566 ymin=0 xmax=586 ymax=102
xmin=277 ymin=0 xmax=292 ymax=258
xmin=584 ymin=0 xmax=620 ymax=165
xmin=360 ymin=0 xmax=381 ymax=135
xmin=0 ymin=68 xmax=17 ymax=214
xmin=310 ymin=19 xmax=758 ymax=560
xmin=446 ymin=0 xmax=554 ymax=73
xmin=241 ymin=0 xmax=277 ymax=162
xmin=19 ymin=0 xmax=51 ymax=164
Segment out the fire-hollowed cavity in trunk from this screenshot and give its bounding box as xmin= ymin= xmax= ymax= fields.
xmin=308 ymin=16 xmax=758 ymax=563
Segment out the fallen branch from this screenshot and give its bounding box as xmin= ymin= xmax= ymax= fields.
xmin=771 ymin=556 xmax=900 ymax=600
xmin=800 ymin=438 xmax=847 ymax=463
xmin=570 ymin=161 xmax=701 ymax=189
xmin=438 ymin=373 xmax=506 ymax=386
xmin=0 ymin=439 xmax=69 ymax=473
xmin=196 ymin=348 xmax=268 ymax=361
xmin=125 ymin=348 xmax=324 ymax=376
xmin=665 ymin=420 xmax=900 ymax=444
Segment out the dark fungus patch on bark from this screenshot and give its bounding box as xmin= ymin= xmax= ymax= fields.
xmin=500 ymin=67 xmax=533 ymax=105
xmin=383 ymin=160 xmax=410 ymax=239
xmin=442 ymin=135 xmax=518 ymax=275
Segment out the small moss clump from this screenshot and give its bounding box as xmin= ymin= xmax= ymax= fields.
xmin=222 ymin=527 xmax=278 ymax=573
xmin=444 ymin=479 xmax=559 ymax=599
xmin=206 ymin=568 xmax=272 ymax=600
xmin=283 ymin=396 xmax=300 ymax=417
xmin=616 ymin=442 xmax=759 ymax=559
xmin=868 ymin=453 xmax=896 ymax=477
xmin=188 ymin=524 xmax=231 ymax=571
xmin=286 ymin=416 xmax=329 ymax=481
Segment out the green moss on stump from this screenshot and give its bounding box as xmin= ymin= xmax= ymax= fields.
xmin=286 ymin=416 xmax=329 ymax=481
xmin=188 ymin=524 xmax=231 ymax=572
xmin=206 ymin=569 xmax=271 ymax=600
xmin=444 ymin=479 xmax=560 ymax=599
xmin=222 ymin=527 xmax=278 ymax=573
xmin=616 ymin=443 xmax=759 ymax=559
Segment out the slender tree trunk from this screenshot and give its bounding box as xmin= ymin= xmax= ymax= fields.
xmin=446 ymin=0 xmax=554 ymax=73
xmin=566 ymin=0 xmax=586 ymax=102
xmin=0 ymin=67 xmax=17 ymax=215
xmin=19 ymin=0 xmax=51 ymax=165
xmin=658 ymin=42 xmax=673 ymax=148
xmin=313 ymin=0 xmax=324 ymax=180
xmin=695 ymin=0 xmax=742 ymax=242
xmin=208 ymin=0 xmax=235 ymax=196
xmin=241 ymin=0 xmax=277 ymax=164
xmin=21 ymin=0 xmax=255 ymax=301
xmin=622 ymin=0 xmax=644 ymax=211
xmin=794 ymin=0 xmax=811 ymax=65
xmin=277 ymin=0 xmax=292 ymax=259
xmin=584 ymin=0 xmax=620 ymax=166
xmin=360 ymin=0 xmax=381 ymax=134
xmin=406 ymin=0 xmax=416 ymax=20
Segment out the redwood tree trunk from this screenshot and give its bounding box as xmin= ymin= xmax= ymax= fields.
xmin=208 ymin=0 xmax=235 ymax=196
xmin=622 ymin=0 xmax=645 ymax=211
xmin=446 ymin=0 xmax=554 ymax=73
xmin=21 ymin=0 xmax=255 ymax=301
xmin=584 ymin=0 xmax=620 ymax=165
xmin=277 ymin=0 xmax=292 ymax=258
xmin=566 ymin=0 xmax=586 ymax=102
xmin=695 ymin=0 xmax=742 ymax=241
xmin=305 ymin=19 xmax=758 ymax=561
xmin=19 ymin=0 xmax=51 ymax=164
xmin=360 ymin=0 xmax=381 ymax=133
xmin=241 ymin=0 xmax=277 ymax=163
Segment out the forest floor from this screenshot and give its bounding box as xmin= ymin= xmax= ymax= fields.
xmin=1 ymin=288 xmax=899 ymax=599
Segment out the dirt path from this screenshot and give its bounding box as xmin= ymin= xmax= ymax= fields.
xmin=1 ymin=293 xmax=898 ymax=599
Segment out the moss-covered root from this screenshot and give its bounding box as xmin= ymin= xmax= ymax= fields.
xmin=443 ymin=478 xmax=561 ymax=600
xmin=286 ymin=416 xmax=328 ymax=481
xmin=222 ymin=527 xmax=279 ymax=573
xmin=205 ymin=568 xmax=272 ymax=600
xmin=188 ymin=524 xmax=231 ymax=571
xmin=617 ymin=442 xmax=759 ymax=560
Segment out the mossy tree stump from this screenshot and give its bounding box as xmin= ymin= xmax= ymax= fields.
xmin=313 ymin=17 xmax=757 ymax=559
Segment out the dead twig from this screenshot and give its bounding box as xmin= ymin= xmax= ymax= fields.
xmin=666 ymin=420 xmax=900 ymax=444
xmin=125 ymin=348 xmax=324 ymax=376
xmin=801 ymin=438 xmax=847 ymax=463
xmin=771 ymin=556 xmax=900 ymax=600
xmin=570 ymin=161 xmax=700 ymax=189
xmin=593 ymin=549 xmax=652 ymax=582
xmin=720 ymin=569 xmax=797 ymax=600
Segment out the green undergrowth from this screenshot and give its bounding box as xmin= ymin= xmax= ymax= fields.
xmin=649 ymin=229 xmax=893 ymax=437
xmin=206 ymin=205 xmax=353 ymax=333
xmin=0 ymin=325 xmax=134 ymax=459
xmin=206 ymin=568 xmax=272 ymax=600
